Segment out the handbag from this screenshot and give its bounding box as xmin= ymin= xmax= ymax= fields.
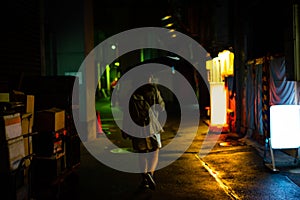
xmin=132 ymin=137 xmax=152 ymax=151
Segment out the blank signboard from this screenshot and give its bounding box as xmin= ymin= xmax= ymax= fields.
xmin=270 ymin=105 xmax=300 ymax=149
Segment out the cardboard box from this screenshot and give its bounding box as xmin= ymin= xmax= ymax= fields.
xmin=32 ymin=128 xmax=65 ymax=157
xmin=35 ymin=108 xmax=65 ymax=132
xmin=0 ymin=93 xmax=9 ymax=102
xmin=1 ymin=113 xmax=22 ymax=140
xmin=21 ymin=113 xmax=33 ymax=157
xmin=0 ymin=113 xmax=25 ymax=172
xmin=7 ymin=136 xmax=25 ymax=171
xmin=9 ymin=92 xmax=34 ymax=118
xmin=26 ymin=95 xmax=34 ymax=128
xmin=32 ymin=153 xmax=66 ymax=183
xmin=25 ymin=95 xmax=34 ymax=113
xmin=23 ymin=136 xmax=32 ymax=157
xmin=0 ymin=136 xmax=25 ymax=172
xmin=21 ymin=113 xmax=33 ymax=134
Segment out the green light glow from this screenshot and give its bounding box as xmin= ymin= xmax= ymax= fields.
xmin=140 ymin=49 xmax=144 ymax=62
xmin=106 ymin=64 xmax=110 ymax=91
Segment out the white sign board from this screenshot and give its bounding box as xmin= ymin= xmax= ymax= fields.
xmin=270 ymin=105 xmax=300 ymax=149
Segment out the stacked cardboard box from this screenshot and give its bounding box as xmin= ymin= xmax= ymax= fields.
xmin=0 ymin=92 xmax=35 ymax=157
xmin=0 ymin=113 xmax=25 ymax=172
xmin=35 ymin=107 xmax=65 ymax=132
xmin=0 ymin=93 xmax=10 ymax=102
xmin=21 ymin=95 xmax=35 ymax=157
xmin=32 ymin=107 xmax=67 ymax=187
xmin=0 ymin=91 xmax=35 ymax=200
xmin=33 ymin=107 xmax=65 ymax=157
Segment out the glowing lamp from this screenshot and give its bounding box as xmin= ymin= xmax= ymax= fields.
xmin=218 ymin=50 xmax=234 ymax=76
xmin=270 ymin=105 xmax=300 ymax=149
xmin=206 ymin=59 xmax=212 ymax=70
xmin=212 ymin=57 xmax=221 ymax=82
xmin=161 ymin=15 xmax=172 ymax=21
xmin=210 ymin=82 xmax=227 ymax=125
xmin=165 ymin=23 xmax=173 ymax=27
xmin=206 ymin=60 xmax=213 ymax=82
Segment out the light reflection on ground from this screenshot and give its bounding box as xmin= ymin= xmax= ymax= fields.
xmin=110 ymin=147 xmax=133 ymax=153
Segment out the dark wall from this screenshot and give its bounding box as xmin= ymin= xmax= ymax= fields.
xmin=1 ymin=0 xmax=297 ymax=97
xmin=242 ymin=0 xmax=293 ymax=60
xmin=0 ymin=1 xmax=42 ymax=90
xmin=43 ymin=0 xmax=86 ymax=76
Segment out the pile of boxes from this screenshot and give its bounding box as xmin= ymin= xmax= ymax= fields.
xmin=0 ymin=113 xmax=25 ymax=172
xmin=32 ymin=107 xmax=67 ymax=183
xmin=1 ymin=76 xmax=81 ymax=199
xmin=0 ymin=93 xmax=35 ymax=166
xmin=0 ymin=91 xmax=35 ymax=200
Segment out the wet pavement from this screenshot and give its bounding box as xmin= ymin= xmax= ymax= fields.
xmin=37 ymin=97 xmax=300 ymax=200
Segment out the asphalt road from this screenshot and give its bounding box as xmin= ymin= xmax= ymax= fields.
xmin=32 ymin=97 xmax=300 ymax=200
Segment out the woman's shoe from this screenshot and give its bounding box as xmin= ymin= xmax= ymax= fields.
xmin=139 ymin=177 xmax=150 ymax=190
xmin=145 ymin=173 xmax=156 ymax=190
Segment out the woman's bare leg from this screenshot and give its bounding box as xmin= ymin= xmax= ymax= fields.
xmin=139 ymin=153 xmax=148 ymax=173
xmin=149 ymin=149 xmax=159 ymax=176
